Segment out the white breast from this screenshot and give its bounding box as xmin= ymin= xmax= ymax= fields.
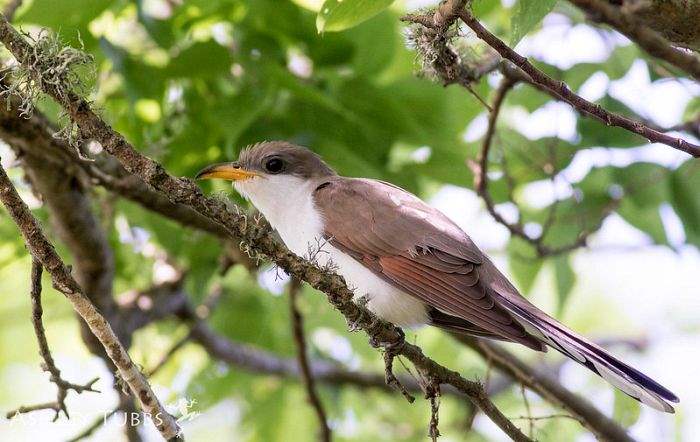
xmin=235 ymin=175 xmax=428 ymax=327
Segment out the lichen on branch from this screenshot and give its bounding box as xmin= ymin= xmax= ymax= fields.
xmin=0 ymin=13 xmax=533 ymax=442
xmin=0 ymin=28 xmax=92 ymax=118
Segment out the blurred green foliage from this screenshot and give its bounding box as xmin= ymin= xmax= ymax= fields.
xmin=1 ymin=0 xmax=698 ymax=440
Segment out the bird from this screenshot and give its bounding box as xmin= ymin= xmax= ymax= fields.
xmin=196 ymin=141 xmax=679 ymax=413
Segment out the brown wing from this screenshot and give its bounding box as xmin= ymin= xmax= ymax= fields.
xmin=314 ymin=177 xmax=544 ymax=351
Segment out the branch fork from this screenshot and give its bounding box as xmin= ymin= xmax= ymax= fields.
xmin=5 ymin=259 xmax=100 ymax=421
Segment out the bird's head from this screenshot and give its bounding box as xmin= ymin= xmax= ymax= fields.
xmin=196 ymin=141 xmax=336 ymax=213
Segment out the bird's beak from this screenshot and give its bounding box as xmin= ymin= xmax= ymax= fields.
xmin=195 ymin=163 xmax=259 ymax=181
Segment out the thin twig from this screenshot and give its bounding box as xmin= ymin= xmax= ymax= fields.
xmin=425 ymin=380 xmax=441 ymax=442
xmin=567 ymin=0 xmax=700 ymax=81
xmin=5 ymin=259 xmax=100 ymax=421
xmin=468 ymin=77 xmax=619 ymax=257
xmin=0 ymin=16 xmax=534 ymax=441
xmin=402 ymin=1 xmax=700 ymax=156
xmin=403 ymin=0 xmax=492 ymax=110
xmin=384 ymin=351 xmax=416 ymax=403
xmin=0 ymin=164 xmax=181 ymax=440
xmin=70 ymin=266 xmax=230 ymax=442
xmin=453 ymin=334 xmax=634 ymax=442
xmin=510 ymin=413 xmax=580 ymax=423
xmin=289 ymin=279 xmax=332 ymax=442
xmin=456 ymin=9 xmax=700 ymax=157
xmin=521 ymin=384 xmax=534 ymax=439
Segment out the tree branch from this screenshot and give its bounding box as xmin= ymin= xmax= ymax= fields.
xmin=402 ymin=1 xmax=700 ymax=157
xmin=469 ymin=77 xmax=619 ymax=257
xmin=456 ymin=9 xmax=700 ymax=157
xmin=175 ymin=288 xmax=426 ymax=395
xmin=0 ymin=86 xmax=256 ymax=273
xmin=453 ymin=335 xmax=635 ymax=442
xmin=0 ymin=164 xmax=181 ymax=440
xmin=289 ymin=279 xmax=332 ymax=442
xmin=109 ymin=275 xmax=510 ymax=401
xmin=0 ymin=72 xmax=162 ymax=441
xmin=0 ymin=15 xmax=532 ymax=441
xmin=403 ymin=0 xmax=494 ymax=108
xmin=567 ymin=0 xmax=700 ymax=80
xmin=5 ymin=259 xmax=100 ymax=420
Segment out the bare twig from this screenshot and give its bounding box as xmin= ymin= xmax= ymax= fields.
xmin=567 ymin=0 xmax=700 ymax=81
xmin=109 ymin=278 xmax=509 ymax=400
xmin=112 ymin=279 xmax=444 ymax=398
xmin=0 ymin=164 xmax=181 ymax=440
xmin=468 ymin=78 xmax=617 ymax=257
xmin=425 ymin=380 xmax=441 ymax=442
xmin=510 ymin=413 xmax=580 ymax=423
xmin=383 ymin=350 xmax=416 ymax=403
xmin=289 ymin=279 xmax=332 ymax=442
xmin=0 ymin=16 xmax=532 ymax=441
xmin=5 ymin=259 xmax=100 ymax=420
xmin=0 ymin=75 xmax=257 ymax=276
xmin=403 ymin=1 xmax=700 ymax=156
xmin=70 ymin=269 xmax=227 ymax=442
xmin=453 ymin=334 xmax=634 ymax=442
xmin=145 ymin=333 xmax=193 ymax=378
xmin=456 ymin=9 xmax=700 ymax=157
xmin=520 ymin=384 xmax=533 ymax=438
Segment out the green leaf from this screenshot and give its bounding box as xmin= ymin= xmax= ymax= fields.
xmin=510 ymin=0 xmax=558 ymax=46
xmin=165 ymin=41 xmax=232 ymax=79
xmin=136 ymin=0 xmax=177 ymax=48
xmin=617 ymin=199 xmax=668 ymax=245
xmin=613 ymin=389 xmax=642 ymax=427
xmin=291 ymin=0 xmax=325 ymax=11
xmin=552 ymin=255 xmax=575 ymax=315
xmin=316 ymin=0 xmax=394 ymax=33
xmin=99 ymin=39 xmax=166 ymax=100
xmin=616 ymin=163 xmax=671 ymax=245
xmin=17 ymin=0 xmax=110 ymax=33
xmin=473 ymin=0 xmax=501 ymax=17
xmin=345 ymin=11 xmax=397 ymax=76
xmin=601 ymin=45 xmax=640 ymax=80
xmin=508 ymin=238 xmax=543 ymax=294
xmin=683 ymin=96 xmax=700 ymax=121
xmin=670 ymin=160 xmax=700 ymax=246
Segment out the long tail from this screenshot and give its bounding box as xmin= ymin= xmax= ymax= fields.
xmin=505 ymin=301 xmax=679 ymax=412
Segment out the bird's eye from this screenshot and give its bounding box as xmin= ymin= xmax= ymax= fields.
xmin=264 ymin=157 xmax=284 ymax=174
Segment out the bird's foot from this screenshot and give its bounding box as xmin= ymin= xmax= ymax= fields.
xmin=369 ymin=326 xmax=406 ymax=354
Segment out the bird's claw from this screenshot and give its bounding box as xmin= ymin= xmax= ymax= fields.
xmin=369 ymin=326 xmax=406 ymax=353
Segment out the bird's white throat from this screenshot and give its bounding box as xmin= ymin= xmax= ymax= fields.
xmin=234 ymin=175 xmax=428 ymax=327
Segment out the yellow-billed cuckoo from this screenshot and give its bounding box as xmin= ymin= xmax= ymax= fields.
xmin=197 ymin=141 xmax=678 ymax=412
